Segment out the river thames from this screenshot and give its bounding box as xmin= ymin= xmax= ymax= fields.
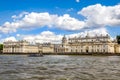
xmin=0 ymin=55 xmax=120 ymax=80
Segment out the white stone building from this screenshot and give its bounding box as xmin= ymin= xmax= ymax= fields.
xmin=55 ymin=34 xmax=119 ymax=54
xmin=3 ymin=34 xmax=120 ymax=54
xmin=38 ymin=43 xmax=54 ymax=54
xmin=3 ymin=40 xmax=38 ymax=54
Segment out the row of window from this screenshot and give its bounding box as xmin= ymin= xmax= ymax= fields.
xmin=4 ymin=50 xmax=22 ymax=52
xmin=70 ymin=45 xmax=107 ymax=48
xmin=69 ymin=39 xmax=109 ymax=42
xmin=71 ymin=49 xmax=106 ymax=52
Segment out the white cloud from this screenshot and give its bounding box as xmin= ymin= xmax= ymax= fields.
xmin=20 ymin=12 xmax=57 ymax=28
xmin=16 ymin=34 xmax=20 ymax=37
xmin=0 ymin=12 xmax=84 ymax=33
xmin=0 ymin=28 xmax=110 ymax=43
xmin=22 ymin=28 xmax=110 ymax=43
xmin=67 ymin=28 xmax=108 ymax=38
xmin=76 ymin=0 xmax=80 ymax=3
xmin=55 ymin=14 xmax=85 ymax=30
xmin=0 ymin=4 xmax=120 ymax=34
xmin=78 ymin=4 xmax=120 ymax=27
xmin=0 ymin=12 xmax=58 ymax=33
xmin=12 ymin=12 xmax=29 ymax=21
xmin=22 ymin=31 xmax=63 ymax=43
xmin=4 ymin=36 xmax=17 ymax=42
xmin=0 ymin=36 xmax=17 ymax=43
xmin=21 ymin=28 xmax=109 ymax=43
xmin=0 ymin=12 xmax=85 ymax=33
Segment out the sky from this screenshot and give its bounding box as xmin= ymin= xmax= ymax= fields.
xmin=0 ymin=0 xmax=120 ymax=43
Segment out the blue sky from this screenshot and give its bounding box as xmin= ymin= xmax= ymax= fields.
xmin=0 ymin=0 xmax=120 ymax=43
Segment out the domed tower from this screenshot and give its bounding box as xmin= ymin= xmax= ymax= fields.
xmin=62 ymin=35 xmax=67 ymax=44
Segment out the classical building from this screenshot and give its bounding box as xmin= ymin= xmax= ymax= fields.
xmin=55 ymin=34 xmax=120 ymax=54
xmin=3 ymin=41 xmax=54 ymax=54
xmin=3 ymin=40 xmax=38 ymax=54
xmin=54 ymin=44 xmax=65 ymax=54
xmin=37 ymin=43 xmax=54 ymax=54
xmin=115 ymin=44 xmax=120 ymax=53
xmin=3 ymin=34 xmax=120 ymax=54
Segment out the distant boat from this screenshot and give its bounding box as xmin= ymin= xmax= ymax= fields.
xmin=28 ymin=53 xmax=43 ymax=57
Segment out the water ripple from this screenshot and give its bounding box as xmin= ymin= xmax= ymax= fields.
xmin=0 ymin=55 xmax=120 ymax=80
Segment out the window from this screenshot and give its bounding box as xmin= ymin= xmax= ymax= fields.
xmin=81 ymin=50 xmax=82 ymax=52
xmin=76 ymin=49 xmax=77 ymax=52
xmin=92 ymin=49 xmax=94 ymax=52
xmin=66 ymin=48 xmax=68 ymax=51
xmin=103 ymin=49 xmax=105 ymax=52
xmin=97 ymin=45 xmax=99 ymax=47
xmin=97 ymin=49 xmax=99 ymax=52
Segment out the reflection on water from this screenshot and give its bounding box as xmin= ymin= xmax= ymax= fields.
xmin=0 ymin=55 xmax=120 ymax=80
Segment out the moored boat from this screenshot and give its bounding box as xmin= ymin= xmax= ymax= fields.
xmin=28 ymin=53 xmax=43 ymax=57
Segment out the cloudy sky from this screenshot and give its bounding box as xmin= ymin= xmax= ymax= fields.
xmin=0 ymin=0 xmax=120 ymax=43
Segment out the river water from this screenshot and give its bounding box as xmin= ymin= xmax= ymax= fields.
xmin=0 ymin=55 xmax=120 ymax=80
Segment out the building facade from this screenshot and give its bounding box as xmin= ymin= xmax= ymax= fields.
xmin=39 ymin=43 xmax=54 ymax=54
xmin=55 ymin=34 xmax=119 ymax=54
xmin=3 ymin=34 xmax=120 ymax=54
xmin=3 ymin=40 xmax=38 ymax=54
xmin=115 ymin=44 xmax=120 ymax=53
xmin=3 ymin=41 xmax=54 ymax=54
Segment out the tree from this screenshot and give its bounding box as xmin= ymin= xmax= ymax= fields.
xmin=0 ymin=44 xmax=3 ymax=53
xmin=116 ymin=35 xmax=120 ymax=44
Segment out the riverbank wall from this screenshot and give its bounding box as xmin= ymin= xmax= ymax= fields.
xmin=1 ymin=52 xmax=120 ymax=56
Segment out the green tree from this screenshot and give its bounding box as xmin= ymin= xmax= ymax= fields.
xmin=116 ymin=35 xmax=120 ymax=44
xmin=0 ymin=44 xmax=3 ymax=53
